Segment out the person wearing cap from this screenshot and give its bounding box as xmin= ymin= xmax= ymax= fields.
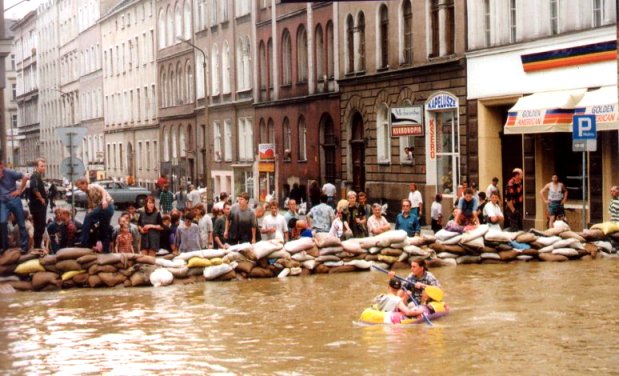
xmin=373 ymin=278 xmax=419 ymax=316
xmin=505 ymin=168 xmax=524 ymax=231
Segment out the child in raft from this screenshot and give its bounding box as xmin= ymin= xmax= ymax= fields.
xmin=373 ymin=279 xmax=419 ymax=316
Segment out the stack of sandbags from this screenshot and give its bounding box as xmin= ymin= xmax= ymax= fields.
xmin=585 ymin=221 xmax=619 ymax=256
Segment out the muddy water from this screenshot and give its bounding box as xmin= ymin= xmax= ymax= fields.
xmin=1 ymin=261 xmax=618 ymax=375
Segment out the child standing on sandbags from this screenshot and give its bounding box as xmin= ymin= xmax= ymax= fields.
xmin=175 ymin=212 xmax=201 ymax=253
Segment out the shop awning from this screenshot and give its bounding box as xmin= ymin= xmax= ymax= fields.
xmin=574 ymin=86 xmax=619 ymax=131
xmin=504 ymin=89 xmax=586 ymax=134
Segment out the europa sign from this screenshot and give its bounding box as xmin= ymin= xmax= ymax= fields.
xmin=258 ymin=143 xmax=275 ymax=160
xmin=390 ymin=106 xmax=423 ymax=137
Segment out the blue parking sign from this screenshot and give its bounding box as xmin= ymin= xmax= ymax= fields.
xmin=572 ymin=115 xmax=596 ymax=140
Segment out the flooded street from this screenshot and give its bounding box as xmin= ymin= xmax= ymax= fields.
xmin=1 ymin=260 xmax=618 ymax=375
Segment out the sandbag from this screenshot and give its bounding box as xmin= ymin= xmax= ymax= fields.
xmin=77 ymin=254 xmax=98 ymax=264
xmin=535 ymin=236 xmax=562 ymax=247
xmin=289 ymin=267 xmax=302 ymax=276
xmin=460 ymin=236 xmax=485 ymax=250
xmin=437 ymin=235 xmax=463 ymax=245
xmin=368 ymin=246 xmax=381 ymax=255
xmin=323 ymin=261 xmax=344 ymax=267
xmin=97 ymin=253 xmax=129 ymax=266
xmin=252 ymin=240 xmax=284 ymax=259
xmin=291 ymin=251 xmax=314 ymax=261
xmin=431 ymin=258 xmax=456 ymax=267
xmin=498 ymin=250 xmax=519 ymax=261
xmin=15 ymin=259 xmax=45 ymax=275
xmin=521 ymin=249 xmax=539 ymax=257
xmin=403 ymin=245 xmax=427 ymax=256
xmin=408 ymin=237 xmax=426 ymax=246
xmin=515 ymin=233 xmax=538 ymax=244
xmin=187 ymin=257 xmax=212 ymax=268
xmin=460 ymin=224 xmax=489 ymax=243
xmin=32 ymin=272 xmax=61 ymax=290
xmin=329 ymin=265 xmax=357 ymax=273
xmin=380 ymin=248 xmax=403 ymax=257
xmin=56 ymin=248 xmax=95 ymax=261
xmin=559 ymin=231 xmax=585 ymax=242
xmin=345 ymin=259 xmax=372 ymax=269
xmin=538 ymin=245 xmax=554 ymax=254
xmin=314 ymin=233 xmax=342 ymax=248
xmin=0 ymin=249 xmax=22 ymax=266
xmin=516 ymin=255 xmax=534 ymax=261
xmin=456 ymin=255 xmax=481 ymax=264
xmin=552 ymin=248 xmax=579 ymax=257
xmin=437 ymin=252 xmax=459 ymax=259
xmin=204 ymin=262 xmax=236 ymax=280
xmin=174 ymin=249 xmax=228 ymax=261
xmin=267 ymin=250 xmax=291 ymax=259
xmin=539 ymin=253 xmax=569 ymax=262
xmin=484 ymin=230 xmax=519 ymax=242
xmin=582 ymin=228 xmax=605 ymax=241
xmin=480 ymin=252 xmax=501 ymax=260
xmin=136 ymin=255 xmax=157 ymax=265
xmin=316 ymin=255 xmax=341 ymax=262
xmin=88 ymin=274 xmax=103 ymax=288
xmin=594 ymin=241 xmax=613 ymax=253
xmin=130 ymin=272 xmax=149 ymax=287
xmin=543 ymin=227 xmax=568 ymax=237
xmin=276 ymin=259 xmax=300 ymax=269
xmin=302 ymin=259 xmax=316 ymax=270
xmin=149 ymin=268 xmax=174 ymax=287
xmin=73 ymin=272 xmax=90 ymax=285
xmin=358 ymin=237 xmax=379 ymax=249
xmin=435 ymin=229 xmax=460 ymax=241
xmin=283 ymin=237 xmax=315 ymax=254
xmin=227 ymin=242 xmax=253 ymax=253
xmin=214 ymin=270 xmax=237 ymax=281
xmin=223 ymin=251 xmax=245 ymax=263
xmin=89 ymin=264 xmax=118 ymax=274
xmin=319 ymin=246 xmax=344 ymax=256
xmin=442 ymin=244 xmax=467 ymax=255
xmin=99 ymin=272 xmax=127 ymax=287
xmin=377 ymin=255 xmax=398 ymax=264
xmin=61 ymin=270 xmax=86 ymax=281
xmin=248 ymin=266 xmax=274 ymax=278
xmin=277 ymin=268 xmax=290 ymax=278
xmin=7 ymin=280 xmax=33 ymax=291
xmin=374 ymin=230 xmax=408 ymax=247
xmin=235 ymin=260 xmax=255 ymax=274
xmin=155 ymin=258 xmax=186 ymax=268
xmin=167 ymin=266 xmax=189 ymax=279
xmin=390 ymin=241 xmax=408 ymax=249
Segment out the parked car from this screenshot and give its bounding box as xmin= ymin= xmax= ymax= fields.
xmin=70 ymin=181 xmax=151 ymax=208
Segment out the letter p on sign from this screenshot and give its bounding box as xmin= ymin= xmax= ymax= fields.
xmin=572 ymin=115 xmax=596 ymax=140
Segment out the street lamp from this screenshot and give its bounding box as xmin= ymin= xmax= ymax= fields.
xmin=177 ymin=36 xmax=210 ymax=206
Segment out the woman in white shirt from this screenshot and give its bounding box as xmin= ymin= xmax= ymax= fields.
xmin=367 ymin=203 xmax=391 ymax=235
xmin=483 ymin=191 xmax=504 ymax=231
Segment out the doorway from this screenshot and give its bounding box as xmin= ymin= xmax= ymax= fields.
xmin=320 ymin=114 xmax=336 ymax=185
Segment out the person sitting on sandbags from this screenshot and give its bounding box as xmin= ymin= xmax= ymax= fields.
xmin=455 ymin=188 xmax=479 ymax=227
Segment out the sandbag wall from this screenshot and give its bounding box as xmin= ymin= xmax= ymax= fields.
xmin=0 ymin=223 xmax=618 ymax=292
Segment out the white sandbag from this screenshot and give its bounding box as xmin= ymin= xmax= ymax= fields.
xmin=422 ymin=234 xmax=436 ymax=243
xmin=461 ymin=224 xmax=490 ymax=243
xmin=370 ymin=262 xmax=390 ymax=271
xmin=516 ymin=255 xmax=534 ymax=261
xmin=291 ymin=251 xmax=315 ymax=261
xmin=203 ymin=262 xmax=237 ymax=280
xmin=437 ymin=252 xmax=459 ymax=259
xmin=480 ymin=252 xmax=501 ymax=260
xmin=277 ymin=268 xmax=290 ymax=278
xmin=323 ymin=261 xmax=344 ymax=267
xmin=223 ymin=251 xmax=246 ymax=262
xmin=437 ymin=234 xmax=463 ymax=245
xmin=594 ymin=241 xmax=613 ymax=253
xmin=345 ymin=259 xmax=372 ymax=269
xmin=319 ymin=246 xmax=344 ymax=256
xmin=227 ymin=242 xmax=253 ymax=253
xmin=408 ymin=236 xmax=427 ymax=246
xmin=316 ymin=255 xmax=341 ymax=262
xmin=553 ymin=219 xmax=570 ymax=231
xmin=398 ymin=252 xmax=409 ymax=262
xmin=552 ymin=248 xmax=579 ymax=257
xmin=484 ymin=229 xmax=519 ymax=242
xmin=375 ymin=229 xmax=408 ymax=245
xmin=341 ymin=239 xmax=365 ymax=254
xmin=302 ymin=259 xmax=316 ymax=270
xmin=267 ymin=250 xmax=291 ymax=259
xmin=552 ymin=238 xmax=579 ymax=249
xmin=358 ymin=237 xmax=379 ymax=249
xmin=149 ymin=268 xmax=174 ymax=287
xmin=314 ymin=233 xmax=342 ymax=248
xmin=166 ymin=266 xmax=189 ymax=278
xmin=536 ymin=235 xmax=562 ymax=247
xmin=156 ymin=258 xmax=186 ymax=268
xmin=538 ymin=245 xmax=554 ymax=253
xmin=390 ymin=241 xmax=408 ymax=249
xmin=174 ymin=250 xmax=203 ymax=261
xmin=435 ymin=229 xmax=460 ymax=241
xmin=461 ymin=236 xmax=485 ymax=250
xmin=289 ymin=267 xmax=302 ymax=276
xmin=440 ymin=258 xmax=458 ymax=266
xmin=368 ymin=246 xmax=382 ymax=255
xmin=253 ymin=240 xmax=284 ymax=259
xmin=284 ymin=237 xmax=315 ymax=254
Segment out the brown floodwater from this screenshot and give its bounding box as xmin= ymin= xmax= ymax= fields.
xmin=1 ymin=260 xmax=618 ymax=375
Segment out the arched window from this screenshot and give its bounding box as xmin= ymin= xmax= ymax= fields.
xmin=211 ymin=0 xmax=218 ymax=26
xmin=211 ymin=45 xmax=220 ymax=95
xmin=160 ymin=68 xmax=166 ymax=106
xmin=166 ymin=6 xmax=174 ymax=47
xmin=326 ymin=21 xmax=334 ymax=79
xmin=171 ymin=126 xmax=178 ymax=158
xmin=298 ymin=116 xmax=307 ymax=161
xmin=179 ymin=126 xmax=186 ymax=157
xmin=195 ymin=53 xmax=205 ymax=98
xmin=175 ymin=2 xmax=182 ymax=41
xmin=259 ymin=119 xmax=267 ymax=143
xmin=222 ymin=41 xmax=231 ymax=94
xmin=401 ymin=0 xmax=412 ymax=64
xmin=283 ymin=117 xmax=291 ymax=160
xmin=296 ymin=25 xmax=308 ymax=83
xmin=267 ymin=118 xmax=275 ymax=144
xmin=163 ymin=127 xmax=170 ymax=160
xmin=168 ymin=64 xmax=175 ymax=105
xmin=377 ymin=103 xmax=391 ymax=163
xmin=258 ymin=41 xmax=266 ymax=91
xmin=176 ymin=62 xmax=183 ymax=103
xmin=378 ymin=4 xmax=389 ymax=69
xmin=315 ymin=25 xmax=324 ymax=81
xmin=346 ymin=15 xmax=354 ymax=73
xmin=356 ymin=12 xmax=366 ymax=71
xmin=183 ymin=0 xmax=192 ymax=40
xmin=267 ymin=38 xmax=273 ymax=90
xmin=186 ymin=60 xmax=193 ymax=102
xmin=243 ymin=37 xmax=252 ymax=90
xmin=281 ymin=30 xmax=292 ymax=85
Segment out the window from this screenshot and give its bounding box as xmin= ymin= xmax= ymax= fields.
xmin=484 ymin=0 xmax=491 ymax=47
xmin=430 ymin=0 xmax=439 ymax=57
xmin=509 ymin=0 xmax=517 ymax=43
xmin=315 ymin=25 xmax=324 ymax=81
xmin=377 ymin=104 xmax=391 ymax=163
xmin=222 ymin=42 xmax=231 ymax=94
xmin=297 ymin=25 xmax=308 ymax=82
xmin=138 ymin=142 xmax=143 ymax=170
xmin=166 ymin=5 xmax=174 ymax=46
xmin=10 ymin=54 xmax=15 ymax=71
xmin=346 ymin=15 xmax=354 ymax=73
xmin=11 ymin=114 xmax=17 ymax=130
xmin=402 ymin=0 xmax=412 ymax=65
xmin=211 ymin=0 xmax=218 ymax=26
xmin=379 ymin=5 xmax=389 ymax=69
xmin=11 ymin=84 xmax=16 ymax=100
xmin=163 ymin=127 xmax=170 ymax=160
xmin=185 ymin=60 xmax=193 ymax=102
xmin=183 ymin=0 xmax=192 ymax=39
xmin=236 ymin=0 xmax=250 ymax=17
xmin=259 ymin=41 xmax=267 ymax=91
xmin=356 ymin=12 xmax=366 ymax=71
xmin=592 ymin=0 xmax=603 ymax=27
xmin=434 ymin=110 xmax=460 ymax=195
xmin=238 ymin=117 xmax=253 ymax=161
xmin=267 ymin=119 xmax=275 ymax=144
xmin=298 ymin=116 xmax=307 ymax=161
xmin=267 ymin=39 xmax=274 ymax=91
xmin=259 ymin=119 xmax=267 ymax=143
xmin=550 ymin=0 xmax=559 ymax=34
xmin=224 ymin=119 xmax=232 ymax=161
xmin=282 ymin=30 xmax=292 ymax=85
xmin=175 ymin=3 xmax=182 ymax=40
xmin=445 ymin=0 xmax=455 ymax=55
xmin=326 ymin=21 xmax=334 ymax=79
xmin=222 ymin=0 xmax=229 ymax=22
xmin=214 ymin=121 xmax=222 ymax=161
xmin=146 ymin=141 xmax=151 ymax=170
xmin=211 ymin=45 xmax=220 ymax=95
xmin=237 ymin=36 xmax=251 ymax=90
xmin=197 ymin=0 xmax=207 ymax=30
xmin=283 ymin=117 xmax=291 ymax=160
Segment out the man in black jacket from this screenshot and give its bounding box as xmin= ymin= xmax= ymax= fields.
xmin=29 ymin=158 xmax=48 ymax=249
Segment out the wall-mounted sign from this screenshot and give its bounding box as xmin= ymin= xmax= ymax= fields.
xmin=258 ymin=143 xmax=275 ymax=160
xmin=426 ymin=92 xmax=458 ymax=111
xmin=390 ymin=106 xmax=423 ymax=136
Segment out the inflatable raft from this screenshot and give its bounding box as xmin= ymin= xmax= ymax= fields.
xmin=358 ymin=306 xmax=449 ymax=325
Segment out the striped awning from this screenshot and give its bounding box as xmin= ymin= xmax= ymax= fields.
xmin=504 ymin=89 xmax=586 ymax=134
xmin=574 ymin=86 xmax=619 ymax=131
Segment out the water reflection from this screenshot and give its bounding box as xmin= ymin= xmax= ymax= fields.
xmin=1 ymin=261 xmax=619 ymax=375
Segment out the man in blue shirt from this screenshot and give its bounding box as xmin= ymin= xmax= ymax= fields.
xmin=395 ymin=199 xmax=418 ymax=237
xmin=0 ymin=161 xmax=29 ymax=254
xmin=455 ymin=188 xmax=479 ymax=226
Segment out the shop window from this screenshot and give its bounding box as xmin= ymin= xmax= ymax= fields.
xmin=376 ymin=104 xmax=391 ymax=163
xmin=434 ymin=110 xmax=460 ymax=195
xmin=400 ymin=136 xmax=414 ymax=165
